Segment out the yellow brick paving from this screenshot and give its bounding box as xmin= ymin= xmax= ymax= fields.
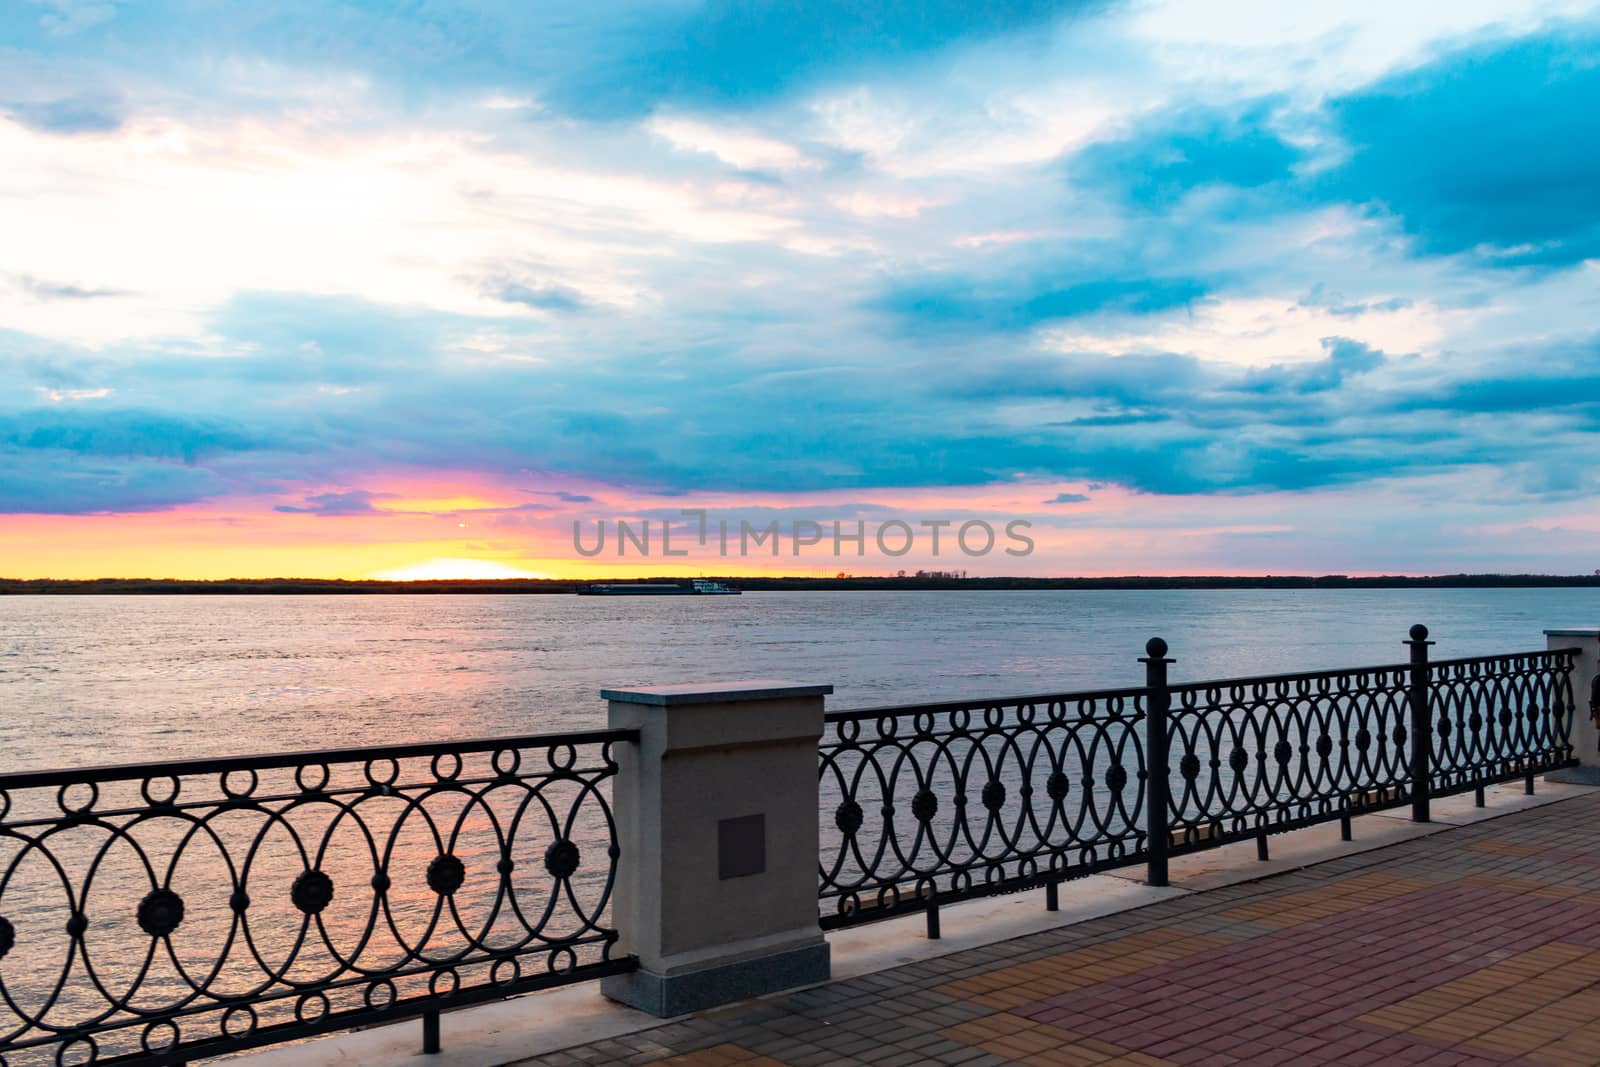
xmin=932 ymin=929 xmax=1233 ymax=1010
xmin=1360 ymin=943 xmax=1600 ymax=1062
xmin=1218 ymin=870 xmax=1432 ymax=927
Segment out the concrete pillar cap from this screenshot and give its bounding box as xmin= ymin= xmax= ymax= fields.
xmin=601 ymin=681 xmax=833 ymax=705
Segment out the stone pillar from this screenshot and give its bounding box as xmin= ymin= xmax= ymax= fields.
xmin=1546 ymin=628 xmax=1600 ymax=781
xmin=600 ymin=681 xmax=833 ymax=1016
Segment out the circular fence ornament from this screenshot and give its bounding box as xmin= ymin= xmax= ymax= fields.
xmin=912 ymin=789 xmax=939 ymax=823
xmin=0 ymin=915 xmax=13 ymax=959
xmin=137 ymin=888 xmax=186 ymax=938
xmin=545 ymin=839 xmax=581 ymax=879
xmin=834 ymin=799 xmax=864 ymax=836
xmin=427 ymin=854 xmax=466 ymax=896
xmin=291 ymin=870 xmax=335 ymax=915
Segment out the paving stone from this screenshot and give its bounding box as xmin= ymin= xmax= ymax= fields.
xmin=514 ymin=790 xmax=1600 ymax=1066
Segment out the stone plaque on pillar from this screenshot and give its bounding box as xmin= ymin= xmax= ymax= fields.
xmin=718 ymin=814 xmax=766 ymax=880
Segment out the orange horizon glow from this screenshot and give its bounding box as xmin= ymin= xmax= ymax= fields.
xmin=0 ymin=469 xmax=1497 ymax=581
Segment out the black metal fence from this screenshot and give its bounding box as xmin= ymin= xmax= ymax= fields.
xmin=818 ymin=626 xmax=1578 ymax=933
xmin=817 ymin=686 xmax=1150 ymax=933
xmin=0 ymin=729 xmax=637 ymax=1066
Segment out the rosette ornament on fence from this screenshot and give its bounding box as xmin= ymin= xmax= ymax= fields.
xmin=817 ymin=689 xmax=1149 ymax=931
xmin=0 ymin=730 xmax=636 ymax=1066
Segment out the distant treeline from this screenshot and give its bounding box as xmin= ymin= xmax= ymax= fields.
xmin=2 ymin=574 xmax=1599 ymax=594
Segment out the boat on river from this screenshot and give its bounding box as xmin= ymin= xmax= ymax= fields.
xmin=577 ymin=578 xmax=742 ymax=595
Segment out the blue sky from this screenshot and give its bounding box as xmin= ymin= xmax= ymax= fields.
xmin=2 ymin=0 xmax=1599 ymax=576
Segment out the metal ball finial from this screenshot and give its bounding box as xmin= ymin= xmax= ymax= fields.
xmin=1408 ymin=624 xmax=1429 ymax=642
xmin=1146 ymin=637 xmax=1168 ymax=659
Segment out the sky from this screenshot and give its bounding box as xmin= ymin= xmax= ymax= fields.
xmin=2 ymin=0 xmax=1599 ymax=579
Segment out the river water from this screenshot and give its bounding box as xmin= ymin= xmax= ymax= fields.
xmin=3 ymin=589 xmax=1595 ymax=772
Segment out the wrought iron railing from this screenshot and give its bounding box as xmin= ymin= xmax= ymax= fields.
xmin=818 ymin=687 xmax=1149 ymax=933
xmin=0 ymin=729 xmax=637 ymax=1066
xmin=819 ymin=626 xmax=1578 ymax=932
xmin=1165 ymin=661 xmax=1416 ymax=850
xmin=1429 ymin=651 xmax=1576 ymax=796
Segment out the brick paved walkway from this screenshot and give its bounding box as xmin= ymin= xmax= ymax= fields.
xmin=520 ymin=793 xmax=1600 ymax=1067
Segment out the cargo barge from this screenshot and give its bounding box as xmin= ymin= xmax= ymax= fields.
xmin=577 ymin=578 xmax=741 ymax=595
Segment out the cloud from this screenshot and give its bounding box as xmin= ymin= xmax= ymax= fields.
xmin=1045 ymin=27 xmax=1600 ymax=283
xmin=2 ymin=0 xmax=1097 ymax=123
xmin=1299 ymin=287 xmax=1413 ymax=318
xmin=1323 ymin=27 xmax=1600 ymax=268
xmin=1236 ymin=336 xmax=1388 ymax=394
xmin=545 ymin=0 xmax=1092 ymax=118
xmin=35 ymin=387 xmax=111 ymax=402
xmin=649 ymin=115 xmax=814 ymax=171
xmin=482 ymin=276 xmax=587 ymax=313
xmin=273 ymin=489 xmax=390 ymax=516
xmin=875 ymin=271 xmax=1210 ymax=334
xmin=0 ymin=449 xmax=224 ymax=514
xmin=0 ymin=408 xmax=265 ymax=463
xmin=12 ymin=273 xmax=128 ymax=299
xmin=1070 ymin=102 xmax=1304 ymax=211
xmin=1045 ymin=492 xmax=1090 ymax=503
xmin=27 ymin=1 xmax=119 ymax=37
xmin=2 ymin=93 xmax=124 ymax=133
xmin=0 ymin=275 xmax=1596 ymax=515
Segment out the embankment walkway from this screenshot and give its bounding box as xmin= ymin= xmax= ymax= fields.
xmin=520 ymin=786 xmax=1600 ymax=1067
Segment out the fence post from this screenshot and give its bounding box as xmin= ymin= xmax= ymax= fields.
xmin=1143 ymin=637 xmax=1173 ymax=887
xmin=1407 ymin=624 xmax=1434 ymax=823
xmin=600 ymin=680 xmax=833 ymax=1016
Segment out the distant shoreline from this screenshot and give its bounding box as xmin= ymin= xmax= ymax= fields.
xmin=3 ymin=574 xmax=1599 ymax=594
